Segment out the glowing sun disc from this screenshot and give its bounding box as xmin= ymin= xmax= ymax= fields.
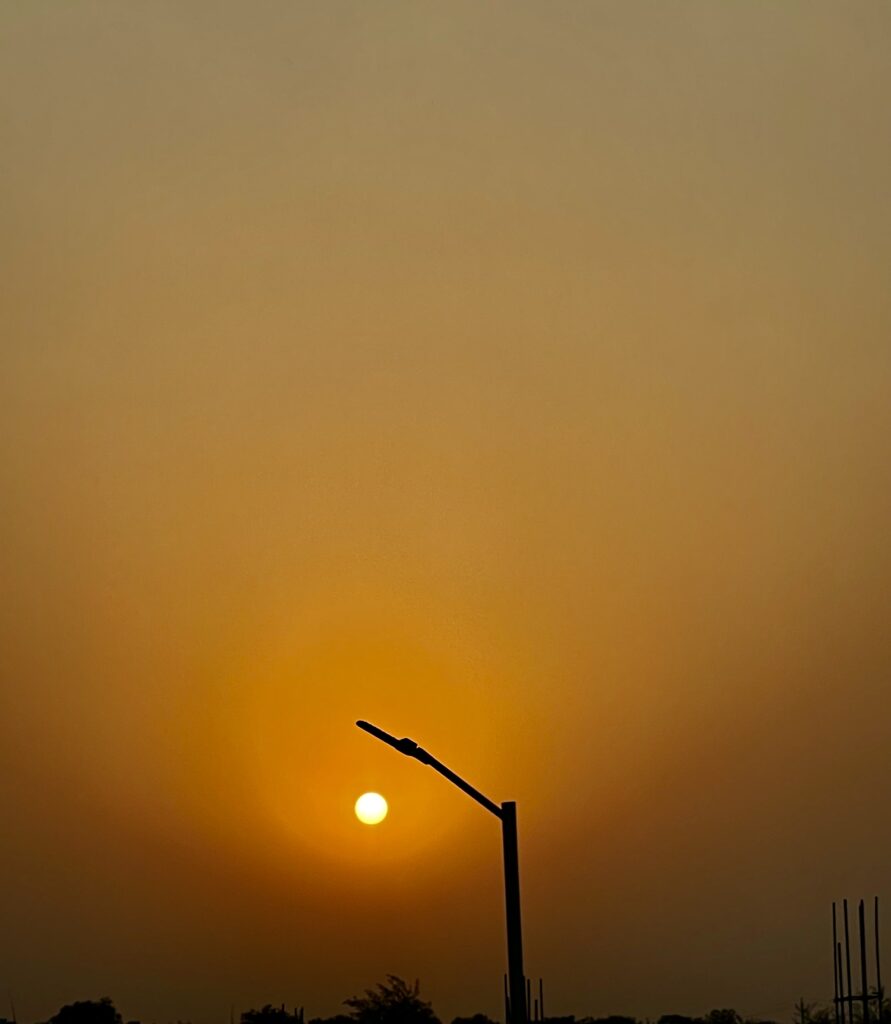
xmin=355 ymin=792 xmax=388 ymax=825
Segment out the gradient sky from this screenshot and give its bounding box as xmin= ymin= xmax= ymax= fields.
xmin=2 ymin=4 xmax=890 ymax=1024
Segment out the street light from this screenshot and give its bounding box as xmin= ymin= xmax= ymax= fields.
xmin=356 ymin=719 xmax=528 ymax=1024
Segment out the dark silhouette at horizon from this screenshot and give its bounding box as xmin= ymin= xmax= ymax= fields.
xmin=13 ymin=978 xmax=891 ymax=1024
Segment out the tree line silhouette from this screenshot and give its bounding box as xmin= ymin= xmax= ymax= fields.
xmin=3 ymin=976 xmax=888 ymax=1024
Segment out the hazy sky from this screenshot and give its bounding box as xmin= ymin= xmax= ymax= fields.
xmin=2 ymin=4 xmax=890 ymax=1024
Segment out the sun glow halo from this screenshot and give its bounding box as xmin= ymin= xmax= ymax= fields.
xmin=354 ymin=792 xmax=388 ymax=825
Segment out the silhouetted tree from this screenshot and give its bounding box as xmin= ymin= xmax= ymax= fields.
xmin=451 ymin=1015 xmax=498 ymax=1024
xmin=793 ymin=1001 xmax=818 ymax=1024
xmin=46 ymin=1000 xmax=122 ymax=1024
xmin=345 ymin=977 xmax=440 ymax=1024
xmin=703 ymin=1011 xmax=741 ymax=1024
xmin=242 ymin=1008 xmax=304 ymax=1024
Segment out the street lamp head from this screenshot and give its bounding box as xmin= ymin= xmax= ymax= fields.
xmin=356 ymin=719 xmax=401 ymax=748
xmin=355 ymin=720 xmax=432 ymax=763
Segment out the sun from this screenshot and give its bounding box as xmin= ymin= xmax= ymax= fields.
xmin=355 ymin=792 xmax=388 ymax=825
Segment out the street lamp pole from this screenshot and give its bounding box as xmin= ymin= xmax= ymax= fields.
xmin=500 ymin=799 xmax=525 ymax=1024
xmin=356 ymin=720 xmax=528 ymax=1024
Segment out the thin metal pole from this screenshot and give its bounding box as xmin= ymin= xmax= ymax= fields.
xmin=846 ymin=899 xmax=855 ymax=1020
xmin=539 ymin=978 xmax=545 ymax=1023
xmin=861 ymin=900 xmax=871 ymax=1024
xmin=877 ymin=897 xmax=884 ymax=1024
xmin=502 ymin=801 xmax=527 ymax=1024
xmin=839 ymin=942 xmax=847 ymax=1024
xmin=835 ymin=904 xmax=841 ymax=1024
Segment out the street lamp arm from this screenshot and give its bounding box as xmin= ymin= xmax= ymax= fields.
xmin=355 ymin=720 xmax=502 ymax=819
xmin=425 ymin=752 xmax=503 ymax=818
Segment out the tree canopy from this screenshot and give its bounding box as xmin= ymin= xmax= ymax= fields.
xmin=241 ymin=1006 xmax=304 ymax=1024
xmin=46 ymin=999 xmax=122 ymax=1024
xmin=344 ymin=976 xmax=440 ymax=1024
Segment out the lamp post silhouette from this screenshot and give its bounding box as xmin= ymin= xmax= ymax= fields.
xmin=356 ymin=720 xmax=528 ymax=1024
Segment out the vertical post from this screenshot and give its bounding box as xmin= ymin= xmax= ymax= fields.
xmin=846 ymin=899 xmax=855 ymax=1020
xmin=502 ymin=800 xmax=527 ymax=1024
xmin=540 ymin=978 xmax=545 ymax=1023
xmin=838 ymin=943 xmax=847 ymax=1024
xmin=876 ymin=897 xmax=883 ymax=1024
xmin=861 ymin=900 xmax=871 ymax=1024
xmin=835 ymin=904 xmax=841 ymax=1024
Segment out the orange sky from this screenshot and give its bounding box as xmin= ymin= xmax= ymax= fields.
xmin=1 ymin=4 xmax=890 ymax=1024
